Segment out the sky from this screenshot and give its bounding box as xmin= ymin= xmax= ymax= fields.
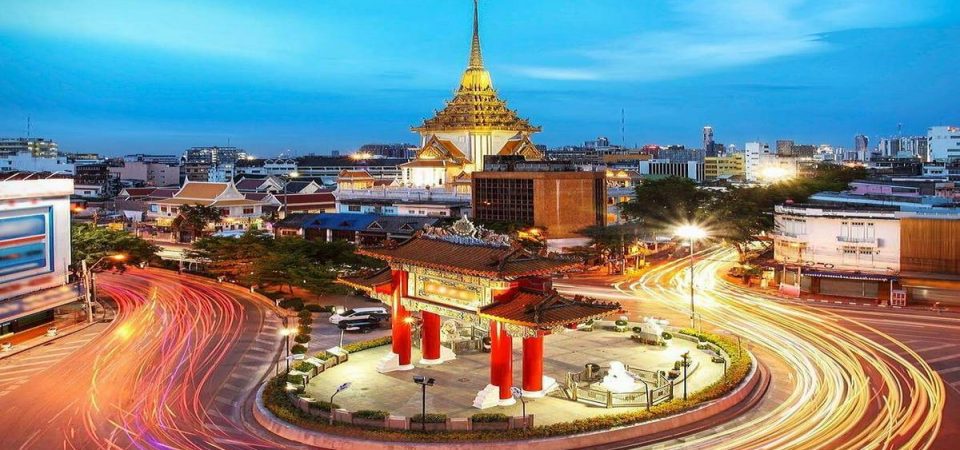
xmin=0 ymin=0 xmax=958 ymax=156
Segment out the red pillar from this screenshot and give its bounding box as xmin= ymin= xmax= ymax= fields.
xmin=421 ymin=311 xmax=441 ymax=362
xmin=489 ymin=321 xmax=501 ymax=384
xmin=390 ymin=270 xmax=411 ymax=366
xmin=498 ymin=327 xmax=513 ymax=400
xmin=522 ymin=334 xmax=543 ymax=393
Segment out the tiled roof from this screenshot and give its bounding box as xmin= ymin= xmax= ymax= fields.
xmin=479 ymin=289 xmax=621 ymax=328
xmin=338 ymin=267 xmax=393 ymax=293
xmin=271 ymin=192 xmax=335 ymax=205
xmin=244 ymin=192 xmax=270 ymax=201
xmin=399 ymin=160 xmax=453 ymax=168
xmin=274 ymin=213 xmax=317 ymax=229
xmin=357 ymin=238 xmax=581 ymax=278
xmin=285 ymin=180 xmax=314 ymax=193
xmin=212 ymin=199 xmax=262 ymax=206
xmin=236 ymin=179 xmax=266 ymax=191
xmin=304 ymin=213 xmax=379 ymax=232
xmin=366 ymin=216 xmax=440 ymax=234
xmin=120 ymin=187 xmax=157 ymax=197
xmin=149 ymin=188 xmax=177 ymax=199
xmin=337 ymin=170 xmax=375 ymax=180
xmin=177 ymin=182 xmax=228 ymax=199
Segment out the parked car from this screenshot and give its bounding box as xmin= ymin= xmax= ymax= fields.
xmin=329 ymin=307 xmax=389 ymax=325
xmin=337 ymin=318 xmax=382 ymax=333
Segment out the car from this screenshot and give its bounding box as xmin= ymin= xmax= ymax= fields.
xmin=329 ymin=307 xmax=389 ymax=325
xmin=337 ymin=318 xmax=382 ymax=333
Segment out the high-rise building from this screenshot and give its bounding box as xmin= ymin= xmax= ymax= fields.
xmin=776 ymin=140 xmax=794 ymax=155
xmin=927 ymin=126 xmax=960 ymax=161
xmin=855 ymin=134 xmax=869 ymax=154
xmin=703 ymin=126 xmax=714 ymax=155
xmin=0 ymin=138 xmax=59 ymax=158
xmin=744 ymin=142 xmax=771 ymax=182
xmin=183 ymin=146 xmax=248 ymax=165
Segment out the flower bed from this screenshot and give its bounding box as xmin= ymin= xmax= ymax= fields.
xmin=261 ymin=332 xmax=754 ymax=442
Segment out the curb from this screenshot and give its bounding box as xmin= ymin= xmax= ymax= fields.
xmin=253 ymin=353 xmax=763 ymax=449
xmin=0 ymin=320 xmax=101 ymax=361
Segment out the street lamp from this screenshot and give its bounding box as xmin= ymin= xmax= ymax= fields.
xmin=281 ymin=171 xmax=300 ymax=219
xmin=329 ymin=382 xmax=351 ymax=425
xmin=511 ymin=387 xmax=528 ymax=428
xmin=278 ymin=318 xmax=295 ymax=374
xmin=413 ymin=375 xmax=435 ymax=431
xmin=81 ymin=254 xmax=127 ymax=323
xmin=681 ymin=351 xmax=691 ymax=401
xmin=675 ymin=224 xmax=707 ymax=330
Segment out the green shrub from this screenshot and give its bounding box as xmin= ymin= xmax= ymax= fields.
xmin=306 ymin=304 xmax=335 ymax=313
xmin=297 ymin=309 xmax=313 ymax=319
xmin=294 ymin=361 xmax=317 ymax=372
xmin=264 ymin=291 xmax=284 ymax=300
xmin=291 ymin=344 xmax=307 ymax=354
xmin=411 ymin=413 xmax=447 ymax=424
xmin=342 ymin=336 xmax=391 ymax=353
xmin=661 ymin=331 xmax=673 ymax=340
xmin=632 ymin=326 xmax=643 ymax=334
xmin=312 ymin=400 xmax=339 ymax=412
xmin=615 ymin=319 xmax=628 ymax=326
xmin=294 ymin=334 xmax=312 ymax=344
xmin=471 ymin=412 xmax=510 ymax=423
xmin=279 ymin=298 xmax=305 ymax=311
xmin=287 ymin=373 xmax=307 ymax=384
xmin=298 ymin=325 xmax=312 ymax=336
xmin=298 ymin=316 xmax=314 ymax=326
xmin=354 ymin=409 xmax=390 ymax=420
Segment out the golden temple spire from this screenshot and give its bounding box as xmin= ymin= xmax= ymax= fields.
xmin=469 ymin=0 xmax=483 ymax=68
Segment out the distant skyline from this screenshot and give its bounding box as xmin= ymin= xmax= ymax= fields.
xmin=0 ymin=0 xmax=958 ymax=156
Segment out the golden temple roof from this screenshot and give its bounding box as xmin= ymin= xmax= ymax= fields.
xmin=412 ymin=0 xmax=540 ymax=134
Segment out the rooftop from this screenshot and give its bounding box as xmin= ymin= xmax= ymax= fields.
xmin=479 ymin=288 xmax=620 ymax=328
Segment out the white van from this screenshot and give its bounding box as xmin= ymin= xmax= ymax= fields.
xmin=329 ymin=307 xmax=389 ymax=325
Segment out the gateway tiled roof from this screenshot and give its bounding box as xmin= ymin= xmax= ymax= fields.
xmin=357 ymin=237 xmax=581 ymax=278
xmin=338 ymin=267 xmax=393 ymax=293
xmin=479 ymin=289 xmax=621 ymax=328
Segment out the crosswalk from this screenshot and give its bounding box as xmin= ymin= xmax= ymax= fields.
xmin=0 ymin=325 xmax=105 ymax=399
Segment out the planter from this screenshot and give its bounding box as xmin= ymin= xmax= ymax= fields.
xmin=409 ymin=421 xmax=447 ymax=432
xmin=471 ymin=421 xmax=509 ymax=431
xmin=352 ymin=417 xmax=386 ymax=429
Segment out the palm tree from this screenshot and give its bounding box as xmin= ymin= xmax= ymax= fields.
xmin=172 ymin=204 xmax=223 ymax=242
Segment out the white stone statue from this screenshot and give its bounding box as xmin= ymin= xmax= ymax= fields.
xmin=601 ymin=361 xmax=637 ymax=393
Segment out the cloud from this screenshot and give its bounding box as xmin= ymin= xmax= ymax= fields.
xmin=511 ymin=0 xmax=930 ymax=82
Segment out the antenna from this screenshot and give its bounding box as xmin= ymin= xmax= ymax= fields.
xmin=620 ymin=108 xmax=627 ymax=148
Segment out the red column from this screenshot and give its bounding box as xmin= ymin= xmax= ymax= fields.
xmin=391 ymin=270 xmax=411 ymax=366
xmin=522 ymin=334 xmax=543 ymax=393
xmin=498 ymin=327 xmax=513 ymax=400
xmin=421 ymin=311 xmax=441 ymax=361
xmin=489 ymin=321 xmax=501 ymax=383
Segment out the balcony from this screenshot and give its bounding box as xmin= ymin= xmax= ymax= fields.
xmin=774 ymin=231 xmax=807 ymax=243
xmin=836 ymin=235 xmax=878 ymax=247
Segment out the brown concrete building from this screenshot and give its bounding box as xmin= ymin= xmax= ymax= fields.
xmin=472 ymin=156 xmax=606 ymax=238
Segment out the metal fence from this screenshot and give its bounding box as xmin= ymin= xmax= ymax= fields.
xmin=563 ymin=364 xmax=673 ymax=408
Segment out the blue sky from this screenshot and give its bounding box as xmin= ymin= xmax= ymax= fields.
xmin=0 ymin=0 xmax=957 ymax=156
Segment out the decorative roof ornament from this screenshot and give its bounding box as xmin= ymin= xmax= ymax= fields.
xmin=421 ymin=214 xmax=512 ymax=247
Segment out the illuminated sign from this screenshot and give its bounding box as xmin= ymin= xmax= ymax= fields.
xmin=0 ymin=210 xmax=53 ymax=280
xmin=413 ymin=275 xmax=481 ymax=309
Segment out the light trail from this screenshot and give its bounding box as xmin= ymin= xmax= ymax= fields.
xmin=618 ymin=247 xmax=946 ymax=449
xmin=59 ymin=268 xmax=280 ymax=450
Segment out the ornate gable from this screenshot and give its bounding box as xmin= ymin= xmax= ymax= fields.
xmin=497 ymin=135 xmax=543 ymax=160
xmin=416 ymin=135 xmax=468 ymax=163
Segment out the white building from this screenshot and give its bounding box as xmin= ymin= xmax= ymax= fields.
xmin=636 ymin=160 xmax=703 ymax=181
xmin=928 ymin=126 xmax=960 ymax=161
xmin=0 ymin=174 xmax=83 ymax=337
xmin=0 ymin=151 xmax=75 ymax=175
xmin=146 ymin=180 xmax=269 ymax=238
xmin=744 ymin=142 xmax=771 ymax=182
xmin=774 ymin=204 xmax=902 ymax=273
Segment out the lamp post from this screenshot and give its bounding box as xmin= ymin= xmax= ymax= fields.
xmin=675 ymin=224 xmax=707 ymax=330
xmin=681 ymin=351 xmax=690 ymax=401
xmin=413 ymin=375 xmax=435 ymax=431
xmin=282 ymin=171 xmax=300 ymax=219
xmin=81 ymin=254 xmax=127 ymax=324
xmin=329 ymin=382 xmax=351 ymax=425
xmin=279 ymin=318 xmax=294 ymax=374
xmin=511 ymin=387 xmax=528 ymax=428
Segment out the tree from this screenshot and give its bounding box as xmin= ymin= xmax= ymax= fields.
xmin=188 ymin=230 xmax=272 ymax=282
xmin=619 ymin=177 xmax=714 ymax=231
xmin=71 ymin=224 xmax=160 ymax=272
xmin=172 ymin=204 xmax=222 ymax=242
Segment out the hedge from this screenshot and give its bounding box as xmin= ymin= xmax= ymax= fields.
xmin=297 ymin=309 xmax=313 ymax=319
xmin=279 ymin=298 xmax=305 ymax=311
xmin=294 ymin=334 xmax=312 ymax=344
xmin=299 ymin=316 xmax=314 ymax=326
xmin=297 ymin=325 xmax=312 ymax=336
xmin=411 ymin=413 xmax=447 ymax=424
xmin=262 ymin=333 xmax=753 ymax=442
xmin=354 ymin=410 xmax=390 ymax=420
xmin=294 ymin=361 xmax=318 ymax=372
xmin=291 ymin=344 xmax=307 ymax=354
xmin=305 ymin=304 xmax=334 ymax=313
xmin=470 ymin=413 xmax=510 ymax=423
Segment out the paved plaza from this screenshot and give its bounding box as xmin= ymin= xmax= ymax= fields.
xmin=304 ymin=322 xmax=726 ymax=425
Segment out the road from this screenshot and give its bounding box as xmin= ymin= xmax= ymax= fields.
xmin=559 ymin=247 xmax=950 ymax=449
xmin=0 ymin=268 xmax=296 ymax=449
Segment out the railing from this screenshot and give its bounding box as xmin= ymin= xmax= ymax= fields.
xmin=836 ymin=235 xmax=878 ymax=244
xmin=335 ymin=187 xmax=470 ymax=202
xmin=564 ymin=364 xmax=673 ymax=408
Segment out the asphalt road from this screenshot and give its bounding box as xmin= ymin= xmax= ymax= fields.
xmin=0 ymin=268 xmax=299 ymax=449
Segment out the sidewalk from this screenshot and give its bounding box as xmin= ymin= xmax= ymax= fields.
xmin=0 ymin=317 xmax=99 ymax=360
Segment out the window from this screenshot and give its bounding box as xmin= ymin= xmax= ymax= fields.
xmin=348 ymin=205 xmax=361 ymax=212
xmin=243 ymin=207 xmax=254 ymax=214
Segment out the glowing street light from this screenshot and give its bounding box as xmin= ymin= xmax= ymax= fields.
xmin=759 ymin=166 xmax=792 ymax=183
xmin=675 ymin=224 xmax=707 ymax=330
xmin=81 ymin=254 xmax=128 ymax=324
xmin=413 ymin=375 xmax=436 ymax=431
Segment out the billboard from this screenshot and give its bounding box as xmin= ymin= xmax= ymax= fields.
xmin=0 ymin=210 xmax=53 ymax=281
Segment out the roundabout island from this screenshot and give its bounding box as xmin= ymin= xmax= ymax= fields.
xmin=253 ymin=218 xmax=761 ymax=448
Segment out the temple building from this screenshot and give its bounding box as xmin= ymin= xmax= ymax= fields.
xmin=340 ymin=217 xmax=621 ymax=408
xmin=400 ymin=0 xmax=543 ymax=188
